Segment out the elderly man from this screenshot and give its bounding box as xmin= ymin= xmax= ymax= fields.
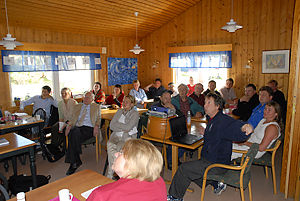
xmin=65 ymin=91 xmax=101 ymax=175
xmin=152 ymin=91 xmax=182 ymax=116
xmin=220 ymin=78 xmax=238 ymax=105
xmin=167 ymin=93 xmax=253 ymax=201
xmin=247 ymin=86 xmax=273 ymax=128
xmin=232 ymin=84 xmax=260 ymax=121
xmin=189 ymin=83 xmax=205 ymax=107
xmin=171 ymin=84 xmax=204 ymax=117
xmin=144 ymin=78 xmax=166 ymax=101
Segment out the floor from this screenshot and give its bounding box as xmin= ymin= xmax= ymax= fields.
xmin=0 ymin=142 xmax=293 ymax=201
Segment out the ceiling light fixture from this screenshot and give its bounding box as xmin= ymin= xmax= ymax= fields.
xmin=221 ymin=0 xmax=243 ymax=33
xmin=129 ymin=12 xmax=144 ymax=54
xmin=0 ymin=0 xmax=23 ymax=50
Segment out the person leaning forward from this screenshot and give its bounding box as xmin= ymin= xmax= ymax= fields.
xmin=64 ymin=91 xmax=101 ymax=175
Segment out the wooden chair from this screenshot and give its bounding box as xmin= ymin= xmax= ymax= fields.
xmin=200 ymin=143 xmax=259 ymax=201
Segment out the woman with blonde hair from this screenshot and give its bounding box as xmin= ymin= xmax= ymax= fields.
xmin=87 ymin=139 xmax=167 ymax=201
xmin=129 ymin=80 xmax=147 ymax=108
xmin=106 ymin=95 xmax=140 ymax=179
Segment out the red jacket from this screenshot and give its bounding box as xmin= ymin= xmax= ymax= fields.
xmin=105 ymin=92 xmax=125 ymax=107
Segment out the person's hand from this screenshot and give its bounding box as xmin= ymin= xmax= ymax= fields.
xmin=93 ymin=126 xmax=99 ymax=137
xmin=195 ymin=112 xmax=203 ymax=118
xmin=141 ymin=101 xmax=144 ymax=105
xmin=240 ymin=96 xmax=249 ymax=102
xmin=198 ymin=126 xmax=205 ymax=135
xmin=241 ymin=124 xmax=253 ymax=135
xmin=65 ymin=125 xmax=71 ymax=136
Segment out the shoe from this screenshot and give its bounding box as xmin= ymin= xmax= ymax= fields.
xmin=167 ymin=195 xmax=183 ymax=201
xmin=66 ymin=162 xmax=82 ymax=175
xmin=214 ymin=182 xmax=227 ymax=195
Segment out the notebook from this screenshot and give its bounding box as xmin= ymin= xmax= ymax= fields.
xmin=169 ymin=115 xmax=203 ymax=145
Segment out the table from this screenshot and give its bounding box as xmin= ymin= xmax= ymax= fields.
xmin=0 ymin=133 xmax=37 ymax=188
xmin=141 ymin=121 xmax=205 ymax=178
xmin=8 ymin=169 xmax=113 ymax=201
xmin=0 ymin=119 xmax=44 ymax=136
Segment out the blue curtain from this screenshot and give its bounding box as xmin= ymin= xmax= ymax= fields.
xmin=169 ymin=51 xmax=232 ymax=68
xmin=1 ymin=50 xmax=101 ymax=72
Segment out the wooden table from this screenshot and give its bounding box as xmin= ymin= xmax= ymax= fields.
xmin=8 ymin=169 xmax=113 ymax=201
xmin=0 ymin=119 xmax=44 ymax=135
xmin=0 ymin=133 xmax=37 ymax=188
xmin=141 ymin=121 xmax=205 ymax=178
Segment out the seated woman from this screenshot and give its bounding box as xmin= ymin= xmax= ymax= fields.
xmin=105 ymin=84 xmax=125 ymax=108
xmin=51 ymin=87 xmax=77 ymax=150
xmin=87 ymin=139 xmax=167 ymax=201
xmin=231 ymin=101 xmax=281 ymax=160
xmin=92 ymin=82 xmax=105 ymax=104
xmin=171 ymin=84 xmax=204 ymax=118
xmin=129 ymin=80 xmax=147 ymax=108
xmin=106 ymin=95 xmax=139 ymax=179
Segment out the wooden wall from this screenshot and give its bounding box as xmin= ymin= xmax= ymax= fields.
xmin=139 ymin=0 xmax=294 ymax=99
xmin=0 ymin=25 xmax=136 ymax=109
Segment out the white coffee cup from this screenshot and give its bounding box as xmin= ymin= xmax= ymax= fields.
xmin=224 ymin=108 xmax=230 ymax=114
xmin=35 ymin=115 xmax=40 ymax=120
xmin=59 ymin=189 xmax=73 ymax=201
xmin=59 ymin=122 xmax=65 ymax=132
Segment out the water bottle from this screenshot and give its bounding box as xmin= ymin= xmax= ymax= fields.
xmin=17 ymin=192 xmax=26 ymax=201
xmin=187 ymin=111 xmax=191 ymax=130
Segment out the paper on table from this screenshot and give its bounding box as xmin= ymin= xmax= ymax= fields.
xmin=0 ymin=138 xmax=9 ymax=146
xmin=81 ymin=185 xmax=101 ymax=199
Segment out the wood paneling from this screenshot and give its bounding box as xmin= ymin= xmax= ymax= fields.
xmin=280 ymin=0 xmax=300 ymax=197
xmin=139 ymin=0 xmax=294 ymax=100
xmin=0 ymin=25 xmax=136 ymax=109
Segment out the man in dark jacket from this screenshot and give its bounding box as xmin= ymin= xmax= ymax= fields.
xmin=232 ymin=84 xmax=260 ymax=121
xmin=167 ymin=93 xmax=253 ymax=201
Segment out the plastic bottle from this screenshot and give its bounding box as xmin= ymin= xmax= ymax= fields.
xmin=187 ymin=111 xmax=191 ymax=130
xmin=17 ymin=192 xmax=26 ymax=201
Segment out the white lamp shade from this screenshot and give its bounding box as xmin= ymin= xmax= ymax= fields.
xmin=221 ymin=19 xmax=243 ymax=32
xmin=0 ymin=34 xmax=23 ymax=50
xmin=129 ymin=44 xmax=145 ymax=54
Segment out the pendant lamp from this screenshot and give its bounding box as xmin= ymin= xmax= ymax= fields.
xmin=0 ymin=0 xmax=23 ymax=50
xmin=221 ymin=0 xmax=243 ymax=33
xmin=129 ymin=12 xmax=144 ymax=54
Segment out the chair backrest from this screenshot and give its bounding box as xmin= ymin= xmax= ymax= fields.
xmin=48 ymin=105 xmax=59 ymax=127
xmin=244 ymin=143 xmax=259 ymax=173
xmin=33 ymin=108 xmax=47 ymax=128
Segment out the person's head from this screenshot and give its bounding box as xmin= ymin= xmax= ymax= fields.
xmin=204 ymin=93 xmax=225 ymax=117
xmin=42 ymin=85 xmax=51 ymax=98
xmin=160 ymin=91 xmax=172 ymax=105
xmin=61 ymin=87 xmax=72 ymax=100
xmin=154 ymin=78 xmax=162 ymax=88
xmin=113 ymin=84 xmax=122 ymax=96
xmin=83 ymin=91 xmax=94 ymax=105
xmin=225 ymin=78 xmax=234 ymax=89
xmin=245 ymin=84 xmax=257 ymax=97
xmin=189 ymin=76 xmax=194 ymax=85
xmin=112 ymin=139 xmax=163 ymax=182
xmin=93 ymin=82 xmax=101 ymax=93
xmin=208 ymin=80 xmax=216 ymax=91
xmin=132 ymin=80 xmax=140 ymax=90
xmin=194 ymin=83 xmax=204 ymax=95
xmin=168 ymin=82 xmax=175 ymax=91
xmin=259 ymin=86 xmax=273 ymax=104
xmin=264 ymin=101 xmax=281 ymax=123
xmin=267 ymin=80 xmax=278 ymax=92
xmin=123 ymin=95 xmax=136 ymax=111
xmin=178 ymin=84 xmax=189 ymax=98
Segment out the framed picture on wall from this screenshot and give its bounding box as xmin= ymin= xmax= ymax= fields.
xmin=262 ymin=50 xmax=290 ymax=73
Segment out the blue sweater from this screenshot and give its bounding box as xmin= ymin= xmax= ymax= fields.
xmin=202 ymin=111 xmax=249 ymax=165
xmin=247 ymin=103 xmax=266 ymax=128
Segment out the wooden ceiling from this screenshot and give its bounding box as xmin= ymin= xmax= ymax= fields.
xmin=0 ymin=0 xmax=201 ymax=38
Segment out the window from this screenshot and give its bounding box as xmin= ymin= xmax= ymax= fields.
xmin=9 ymin=70 xmax=93 ymax=102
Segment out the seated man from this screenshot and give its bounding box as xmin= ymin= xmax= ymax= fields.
xmin=232 ymin=84 xmax=259 ymax=121
xmin=220 ymin=78 xmax=238 ymax=105
xmin=171 ymin=84 xmax=204 ymax=118
xmin=105 ymin=84 xmax=125 ymax=108
xmin=168 ymin=82 xmax=178 ymax=97
xmin=20 ymin=85 xmax=57 ymax=125
xmin=167 ymin=93 xmax=253 ymax=201
xmin=189 ymin=83 xmax=205 ymax=107
xmin=248 ymin=86 xmax=273 ymax=128
xmin=144 ymin=78 xmax=166 ymax=101
xmin=64 ymin=91 xmax=101 ymax=175
xmin=203 ymin=80 xmax=220 ymax=96
xmin=129 ymin=80 xmax=147 ymax=109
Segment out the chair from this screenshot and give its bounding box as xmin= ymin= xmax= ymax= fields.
xmin=233 ymin=136 xmax=283 ymax=195
xmin=200 ymin=143 xmax=259 ymax=201
xmin=0 ymin=173 xmax=9 ymax=200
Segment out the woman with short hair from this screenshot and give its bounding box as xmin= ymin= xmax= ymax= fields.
xmin=87 ymin=139 xmax=167 ymax=201
xmin=129 ymin=80 xmax=147 ymax=108
xmin=106 ymin=95 xmax=140 ymax=179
